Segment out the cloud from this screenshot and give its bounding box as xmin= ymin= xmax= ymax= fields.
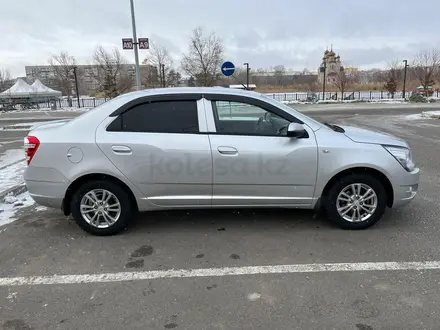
xmin=1 ymin=0 xmax=439 ymax=76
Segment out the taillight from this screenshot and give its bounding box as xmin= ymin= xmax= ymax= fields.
xmin=24 ymin=136 xmax=40 ymax=165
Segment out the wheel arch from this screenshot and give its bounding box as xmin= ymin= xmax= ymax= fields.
xmin=62 ymin=173 xmax=138 ymax=216
xmin=319 ymin=167 xmax=394 ymax=208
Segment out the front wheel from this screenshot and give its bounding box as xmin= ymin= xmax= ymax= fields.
xmin=323 ymin=174 xmax=387 ymax=230
xmin=70 ymin=180 xmax=135 ymax=235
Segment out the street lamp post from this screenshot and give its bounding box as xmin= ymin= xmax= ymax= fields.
xmin=161 ymin=64 xmax=165 ymax=87
xmin=72 ymin=66 xmax=80 ymax=107
xmin=129 ymin=0 xmax=141 ymax=90
xmin=320 ymin=62 xmax=327 ymax=100
xmin=402 ymin=60 xmax=409 ymax=99
xmin=244 ymin=62 xmax=250 ymax=90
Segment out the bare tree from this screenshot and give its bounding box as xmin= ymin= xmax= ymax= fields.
xmin=49 ymin=52 xmax=77 ymax=97
xmin=273 ymin=65 xmax=286 ymax=86
xmin=411 ymin=48 xmax=440 ymax=91
xmin=140 ymin=66 xmax=159 ymax=88
xmin=145 ymin=41 xmax=173 ymax=87
xmin=93 ymin=46 xmax=133 ymax=98
xmin=181 ymin=26 xmax=224 ymax=86
xmin=332 ymin=68 xmax=351 ymax=99
xmin=383 ymin=59 xmax=402 ymax=98
xmin=233 ymin=67 xmax=253 ymax=87
xmin=301 ymin=68 xmax=311 ymax=75
xmin=166 ymin=69 xmax=182 ymax=87
xmin=0 ymin=68 xmax=12 ymax=93
xmin=187 ymin=76 xmax=196 ymax=87
xmin=306 ymin=81 xmax=319 ymax=93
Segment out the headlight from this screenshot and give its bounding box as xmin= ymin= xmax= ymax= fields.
xmin=383 ymin=145 xmax=415 ymax=172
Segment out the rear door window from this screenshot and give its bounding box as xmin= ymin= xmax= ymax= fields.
xmin=108 ymin=100 xmax=199 ymax=133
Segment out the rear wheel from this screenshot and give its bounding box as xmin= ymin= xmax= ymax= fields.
xmin=323 ymin=173 xmax=387 ymax=229
xmin=70 ymin=180 xmax=135 ymax=235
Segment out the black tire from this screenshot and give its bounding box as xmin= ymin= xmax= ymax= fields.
xmin=70 ymin=180 xmax=135 ymax=236
xmin=323 ymin=173 xmax=387 ymax=230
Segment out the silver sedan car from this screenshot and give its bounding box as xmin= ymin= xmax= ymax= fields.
xmin=24 ymin=88 xmax=419 ymax=235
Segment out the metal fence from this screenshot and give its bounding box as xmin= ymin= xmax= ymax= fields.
xmin=39 ymin=98 xmax=108 ymax=109
xmin=267 ymin=90 xmax=440 ymax=102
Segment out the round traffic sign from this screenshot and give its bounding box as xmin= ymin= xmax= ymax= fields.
xmin=221 ymin=61 xmax=235 ymax=77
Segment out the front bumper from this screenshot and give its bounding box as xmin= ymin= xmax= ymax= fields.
xmin=392 ymin=167 xmax=420 ymax=208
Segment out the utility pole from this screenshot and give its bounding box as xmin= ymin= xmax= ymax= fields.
xmin=72 ymin=66 xmax=80 ymax=108
xmin=129 ymin=0 xmax=141 ymax=90
xmin=244 ymin=62 xmax=250 ymax=90
xmin=321 ymin=62 xmax=327 ymax=100
xmin=402 ymin=59 xmax=409 ymax=99
xmin=161 ymin=64 xmax=165 ymax=87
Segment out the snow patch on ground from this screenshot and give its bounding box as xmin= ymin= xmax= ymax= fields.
xmin=0 ymin=161 xmax=25 ymax=191
xmin=0 ymin=149 xmax=25 ymax=168
xmin=427 ymin=97 xmax=440 ymax=102
xmin=405 ymin=114 xmax=423 ymax=120
xmin=0 ymin=191 xmax=35 ymax=227
xmin=422 ymin=110 xmax=440 ymax=119
xmin=0 ymin=150 xmax=34 ymax=226
xmin=405 ymin=110 xmax=440 ymax=120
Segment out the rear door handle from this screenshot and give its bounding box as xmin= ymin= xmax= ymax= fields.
xmin=217 ymin=146 xmax=238 ymax=155
xmin=111 ymin=145 xmax=132 ymax=154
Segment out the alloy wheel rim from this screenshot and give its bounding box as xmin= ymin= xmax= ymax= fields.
xmin=80 ymin=189 xmax=121 ymax=228
xmin=336 ymin=183 xmax=378 ymax=222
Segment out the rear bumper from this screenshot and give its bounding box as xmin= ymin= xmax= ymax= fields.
xmin=26 ymin=180 xmax=68 ymax=209
xmin=391 ymin=167 xmax=420 ymax=208
xmin=24 ymin=166 xmax=69 ymax=209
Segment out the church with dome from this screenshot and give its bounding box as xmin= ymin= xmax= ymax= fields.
xmin=318 ymin=48 xmax=344 ymax=84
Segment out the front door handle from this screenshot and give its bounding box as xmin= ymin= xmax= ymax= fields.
xmin=112 ymin=145 xmax=132 ymax=154
xmin=217 ymin=146 xmax=238 ymax=155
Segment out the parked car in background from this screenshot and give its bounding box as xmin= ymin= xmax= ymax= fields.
xmin=24 ymin=88 xmax=419 ymax=235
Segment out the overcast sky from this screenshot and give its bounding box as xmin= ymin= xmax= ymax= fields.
xmin=1 ymin=0 xmax=439 ymax=77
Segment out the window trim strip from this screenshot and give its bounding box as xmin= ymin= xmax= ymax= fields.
xmin=109 ymin=93 xmax=203 ymax=117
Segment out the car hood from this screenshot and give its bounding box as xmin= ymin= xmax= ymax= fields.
xmin=342 ymin=125 xmax=408 ymax=148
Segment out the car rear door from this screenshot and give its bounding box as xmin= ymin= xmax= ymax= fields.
xmin=95 ymin=96 xmax=213 ymax=208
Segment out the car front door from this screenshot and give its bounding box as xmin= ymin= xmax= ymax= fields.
xmin=96 ymin=97 xmax=213 ymax=207
xmin=203 ymin=96 xmax=318 ymax=207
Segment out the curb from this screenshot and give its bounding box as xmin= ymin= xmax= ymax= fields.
xmin=0 ymin=183 xmax=27 ymax=201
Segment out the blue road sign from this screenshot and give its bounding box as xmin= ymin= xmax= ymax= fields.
xmin=221 ymin=61 xmax=235 ymax=76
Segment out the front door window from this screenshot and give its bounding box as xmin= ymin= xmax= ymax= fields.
xmin=211 ymin=101 xmax=290 ymax=136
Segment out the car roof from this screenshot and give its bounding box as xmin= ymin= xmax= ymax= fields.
xmin=120 ymin=87 xmax=264 ymax=101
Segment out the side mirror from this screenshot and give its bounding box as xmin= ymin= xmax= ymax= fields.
xmin=286 ymin=123 xmax=307 ymax=138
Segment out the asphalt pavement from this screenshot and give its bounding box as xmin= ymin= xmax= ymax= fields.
xmin=1 ymin=106 xmax=440 ymax=329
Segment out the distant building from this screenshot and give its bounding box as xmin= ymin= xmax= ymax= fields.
xmin=344 ymin=67 xmax=358 ymax=73
xmin=25 ymin=64 xmax=158 ymax=95
xmin=229 ymin=84 xmax=257 ymax=90
xmin=318 ymin=49 xmax=344 ymax=84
